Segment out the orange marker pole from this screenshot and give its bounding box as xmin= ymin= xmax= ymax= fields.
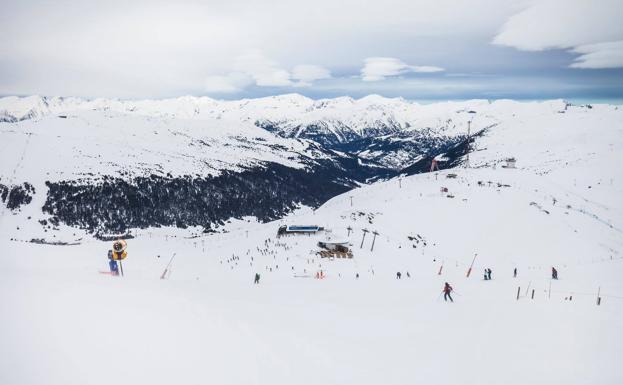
xmin=466 ymin=253 xmax=477 ymax=277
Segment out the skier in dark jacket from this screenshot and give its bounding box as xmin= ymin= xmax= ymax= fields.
xmin=254 ymin=273 xmax=260 ymax=284
xmin=443 ymin=282 xmax=454 ymax=302
xmin=552 ymin=267 xmax=558 ymax=280
xmin=487 ymin=268 xmax=492 ymax=280
xmin=396 ymin=272 xmax=402 ymax=279
xmin=513 ymin=268 xmax=517 ymax=278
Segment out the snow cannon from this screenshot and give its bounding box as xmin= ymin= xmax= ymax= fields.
xmin=111 ymin=239 xmax=128 ymax=260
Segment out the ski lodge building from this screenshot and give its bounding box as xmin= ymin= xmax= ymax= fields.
xmin=317 ymin=239 xmax=350 ymax=253
xmin=277 ymin=225 xmax=324 ymax=237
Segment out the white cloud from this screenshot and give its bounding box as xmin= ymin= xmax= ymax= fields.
xmin=233 ymin=50 xmax=292 ymax=87
xmin=570 ymin=41 xmax=623 ymax=69
xmin=361 ymin=57 xmax=443 ymax=81
xmin=493 ymin=0 xmax=623 ymax=68
xmin=204 ymin=52 xmax=332 ymax=93
xmin=0 ymin=1 xmax=619 ymax=97
xmin=291 ymin=65 xmax=331 ymax=87
xmin=0 ymin=1 xmax=520 ymax=97
xmin=411 ymin=66 xmax=446 ymax=73
xmin=204 ymin=73 xmax=253 ymax=93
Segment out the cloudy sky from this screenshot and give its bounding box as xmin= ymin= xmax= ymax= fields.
xmin=1 ymin=0 xmax=622 ymax=101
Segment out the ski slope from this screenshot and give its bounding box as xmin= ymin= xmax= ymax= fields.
xmin=1 ymin=97 xmax=622 ymax=385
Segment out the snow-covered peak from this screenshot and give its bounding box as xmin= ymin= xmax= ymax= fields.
xmin=0 ymin=94 xmax=613 ymax=150
xmin=0 ymin=94 xmax=589 ymax=125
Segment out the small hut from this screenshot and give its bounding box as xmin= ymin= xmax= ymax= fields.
xmin=318 ymin=239 xmax=350 ymax=253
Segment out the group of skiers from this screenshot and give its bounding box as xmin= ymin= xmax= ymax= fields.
xmin=439 ymin=266 xmax=560 ymax=303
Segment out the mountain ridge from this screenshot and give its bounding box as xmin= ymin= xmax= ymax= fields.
xmin=1 ymin=95 xmax=618 ymax=238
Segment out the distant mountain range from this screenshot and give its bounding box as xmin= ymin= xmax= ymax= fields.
xmin=1 ymin=94 xmax=606 ymax=238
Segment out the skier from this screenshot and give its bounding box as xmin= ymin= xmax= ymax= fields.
xmin=513 ymin=268 xmax=517 ymax=278
xmin=107 ymin=250 xmax=119 ymax=276
xmin=487 ymin=268 xmax=492 ymax=280
xmin=254 ymin=273 xmax=260 ymax=284
xmin=406 ymin=271 xmax=411 ymax=278
xmin=443 ymin=282 xmax=454 ymax=302
xmin=109 ymin=259 xmax=119 ymax=276
xmin=396 ymin=272 xmax=402 ymax=279
xmin=484 ymin=268 xmax=489 ymax=280
xmin=552 ymin=267 xmax=558 ymax=280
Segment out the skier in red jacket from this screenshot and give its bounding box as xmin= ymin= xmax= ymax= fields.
xmin=443 ymin=282 xmax=454 ymax=302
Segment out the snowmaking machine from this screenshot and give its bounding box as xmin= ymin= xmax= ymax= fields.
xmin=111 ymin=239 xmax=128 ymax=261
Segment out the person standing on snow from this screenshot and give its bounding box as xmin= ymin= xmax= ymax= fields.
xmin=487 ymin=268 xmax=492 ymax=280
xmin=107 ymin=250 xmax=119 ymax=276
xmin=254 ymin=273 xmax=260 ymax=284
xmin=513 ymin=268 xmax=517 ymax=278
xmin=443 ymin=282 xmax=454 ymax=302
xmin=552 ymin=267 xmax=558 ymax=280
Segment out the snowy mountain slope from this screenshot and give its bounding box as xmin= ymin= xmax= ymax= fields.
xmin=0 ymin=107 xmax=393 ymax=236
xmin=1 ymin=109 xmax=325 ymax=183
xmin=333 ymin=130 xmax=470 ymax=169
xmin=1 ymin=96 xmax=622 ymax=385
xmin=274 ymin=100 xmax=623 ymax=278
xmin=0 ymin=95 xmax=619 ymax=239
xmin=0 ymin=95 xmax=572 ymax=169
xmin=0 ymin=94 xmax=569 ymax=136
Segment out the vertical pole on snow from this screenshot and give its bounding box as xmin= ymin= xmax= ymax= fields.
xmin=597 ymin=286 xmax=601 ymax=306
xmin=160 ymin=253 xmax=177 ymax=280
xmin=370 ymin=231 xmax=379 ymax=252
xmin=466 ymin=253 xmax=477 ymax=277
xmin=360 ymin=229 xmax=369 ymax=249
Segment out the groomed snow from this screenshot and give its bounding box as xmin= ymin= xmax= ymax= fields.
xmin=1 ymin=97 xmax=622 ymax=385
